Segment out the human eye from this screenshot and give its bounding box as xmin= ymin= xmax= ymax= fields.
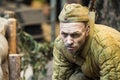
xmin=71 ymin=33 xmax=81 ymax=38
xmin=61 ymin=32 xmax=68 ymax=38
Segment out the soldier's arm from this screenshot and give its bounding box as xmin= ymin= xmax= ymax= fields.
xmin=99 ymin=45 xmax=120 ymax=80
xmin=52 ymin=45 xmax=75 ymax=80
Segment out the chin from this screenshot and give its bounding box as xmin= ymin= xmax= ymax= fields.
xmin=67 ymin=49 xmax=76 ymax=54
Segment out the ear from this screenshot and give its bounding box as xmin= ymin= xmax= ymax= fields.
xmin=85 ymin=25 xmax=90 ymax=36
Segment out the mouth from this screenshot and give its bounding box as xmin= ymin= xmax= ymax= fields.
xmin=67 ymin=47 xmax=75 ymax=51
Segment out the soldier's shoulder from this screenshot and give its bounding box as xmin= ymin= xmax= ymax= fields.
xmin=93 ymin=24 xmax=120 ymax=48
xmin=95 ymin=24 xmax=120 ymax=33
xmin=54 ymin=36 xmax=65 ymax=49
xmin=54 ymin=36 xmax=62 ymax=42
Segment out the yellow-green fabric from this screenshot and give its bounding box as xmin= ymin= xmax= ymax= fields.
xmin=59 ymin=3 xmax=89 ymax=23
xmin=53 ymin=24 xmax=120 ymax=80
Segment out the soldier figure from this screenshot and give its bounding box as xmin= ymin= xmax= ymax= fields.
xmin=53 ymin=3 xmax=120 ymax=80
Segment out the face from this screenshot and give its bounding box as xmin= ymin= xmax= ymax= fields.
xmin=60 ymin=22 xmax=89 ymax=53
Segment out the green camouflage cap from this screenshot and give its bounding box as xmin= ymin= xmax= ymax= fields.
xmin=59 ymin=3 xmax=89 ymax=23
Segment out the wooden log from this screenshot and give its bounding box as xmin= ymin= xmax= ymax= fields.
xmin=4 ymin=11 xmax=16 ymax=54
xmin=9 ymin=54 xmax=21 ymax=80
xmin=7 ymin=18 xmax=17 ymax=54
xmin=3 ymin=11 xmax=21 ymax=80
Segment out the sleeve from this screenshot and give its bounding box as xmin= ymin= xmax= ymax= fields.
xmin=98 ymin=45 xmax=120 ymax=80
xmin=52 ymin=44 xmax=75 ymax=80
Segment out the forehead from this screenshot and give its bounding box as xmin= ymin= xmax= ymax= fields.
xmin=60 ymin=22 xmax=85 ymax=32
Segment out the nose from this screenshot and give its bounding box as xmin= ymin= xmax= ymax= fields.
xmin=66 ymin=36 xmax=73 ymax=45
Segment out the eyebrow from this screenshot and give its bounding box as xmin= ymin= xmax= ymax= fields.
xmin=61 ymin=32 xmax=68 ymax=34
xmin=72 ymin=31 xmax=81 ymax=34
xmin=61 ymin=31 xmax=81 ymax=35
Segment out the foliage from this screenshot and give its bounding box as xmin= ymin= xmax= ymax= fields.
xmin=18 ymin=30 xmax=53 ymax=80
